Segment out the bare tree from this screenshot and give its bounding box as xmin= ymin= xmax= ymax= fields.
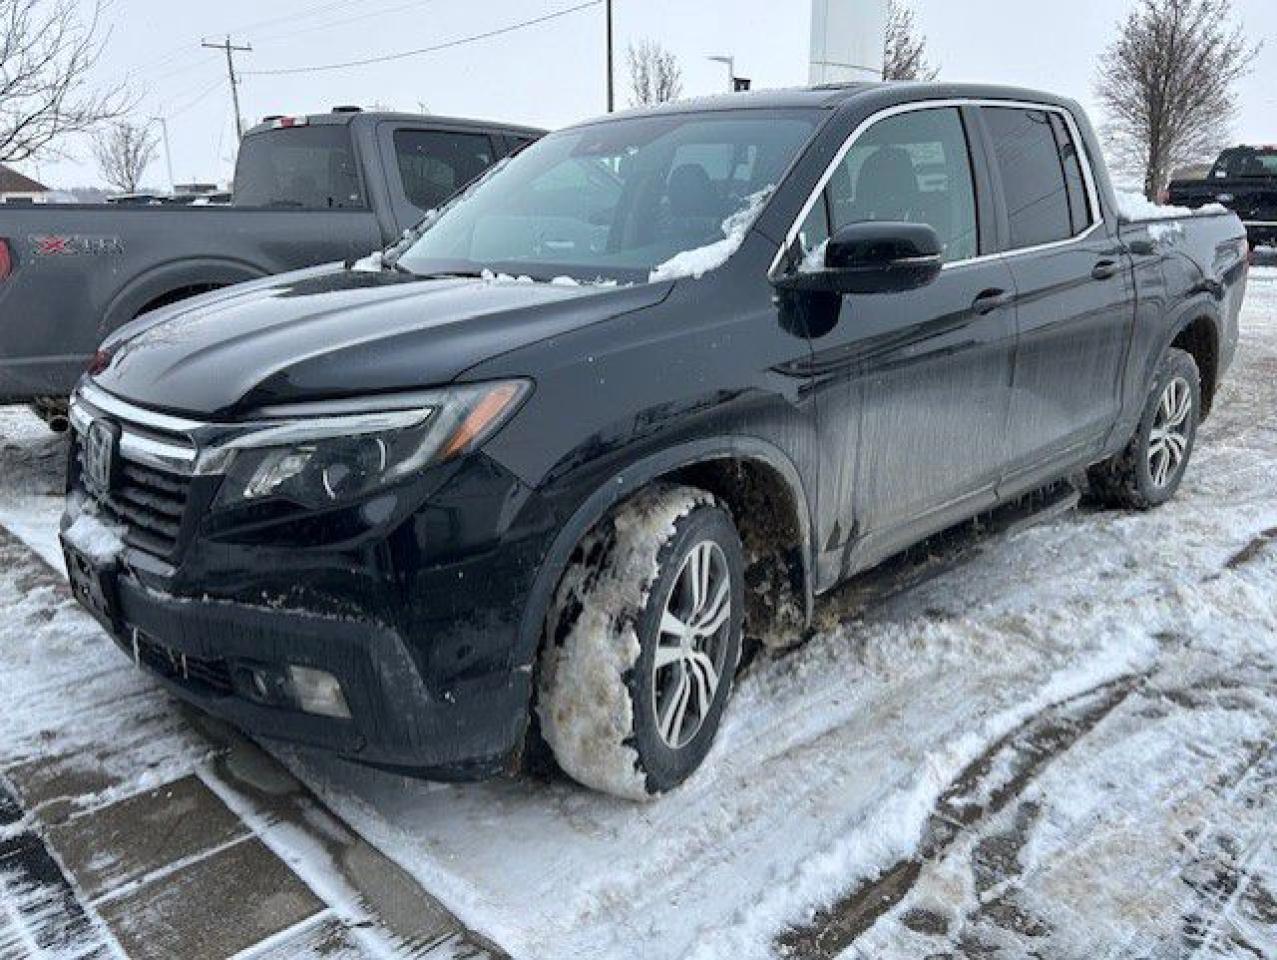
xmin=1096 ymin=0 xmax=1261 ymax=200
xmin=91 ymin=120 xmax=157 ymax=193
xmin=626 ymin=39 xmax=683 ymax=107
xmin=0 ymin=0 xmax=127 ymax=163
xmin=883 ymin=0 xmax=938 ymax=82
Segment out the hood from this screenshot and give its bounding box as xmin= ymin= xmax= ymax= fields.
xmin=94 ymin=265 xmax=671 ymax=417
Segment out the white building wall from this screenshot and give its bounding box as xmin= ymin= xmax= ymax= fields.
xmin=810 ymin=0 xmax=889 ymax=84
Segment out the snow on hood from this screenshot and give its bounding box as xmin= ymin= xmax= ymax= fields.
xmin=648 ymin=185 xmax=775 ymax=283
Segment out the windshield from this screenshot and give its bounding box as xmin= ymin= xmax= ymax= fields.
xmin=1211 ymin=148 xmax=1277 ymax=180
xmin=233 ymin=125 xmax=366 ymax=209
xmin=394 ymin=109 xmax=821 ymax=283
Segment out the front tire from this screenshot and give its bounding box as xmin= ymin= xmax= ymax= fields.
xmin=537 ymin=484 xmax=745 ymax=800
xmin=1088 ymin=347 xmax=1200 ymax=510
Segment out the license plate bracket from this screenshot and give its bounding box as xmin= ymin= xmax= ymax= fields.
xmin=63 ymin=541 xmax=120 ymax=634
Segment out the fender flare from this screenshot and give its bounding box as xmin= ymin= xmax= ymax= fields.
xmin=511 ymin=435 xmax=815 ymax=669
xmin=102 ymin=256 xmax=271 ymax=333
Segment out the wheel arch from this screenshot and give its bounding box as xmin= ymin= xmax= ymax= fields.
xmin=512 ymin=437 xmax=815 ymax=670
xmin=1168 ymin=313 xmax=1221 ymax=418
xmin=102 ymin=257 xmax=270 ymax=333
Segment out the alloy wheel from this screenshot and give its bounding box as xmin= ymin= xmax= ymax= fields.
xmin=1148 ymin=375 xmax=1193 ymax=488
xmin=652 ymin=540 xmax=733 ymax=749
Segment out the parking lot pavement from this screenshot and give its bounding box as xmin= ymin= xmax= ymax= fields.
xmin=2 ymin=269 xmax=1276 ymax=960
xmin=0 ymin=521 xmax=504 ymax=960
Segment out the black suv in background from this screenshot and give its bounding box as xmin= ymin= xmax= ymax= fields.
xmin=61 ymin=84 xmax=1247 ymax=799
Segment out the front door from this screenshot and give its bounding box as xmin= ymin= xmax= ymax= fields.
xmin=785 ymin=105 xmax=1019 ymax=582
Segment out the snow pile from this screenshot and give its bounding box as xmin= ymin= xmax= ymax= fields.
xmin=649 ymin=185 xmax=775 ymax=282
xmin=536 ymin=485 xmax=714 ymax=801
xmin=800 ymin=238 xmax=829 ymax=273
xmin=1147 ymin=221 xmax=1185 ymax=246
xmin=62 ymin=509 xmax=125 ymax=564
xmin=1115 ymin=189 xmax=1229 ymax=221
xmin=550 ymin=275 xmax=619 ymax=288
xmin=348 ymin=249 xmax=385 ymax=273
xmin=479 ymin=269 xmax=534 ymax=284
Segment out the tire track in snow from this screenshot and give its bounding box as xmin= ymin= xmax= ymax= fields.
xmin=775 ymin=674 xmax=1144 ymax=958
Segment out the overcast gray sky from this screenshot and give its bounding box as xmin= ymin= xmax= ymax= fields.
xmin=16 ymin=0 xmax=1277 ymax=189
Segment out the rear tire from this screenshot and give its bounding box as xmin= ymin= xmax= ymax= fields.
xmin=536 ymin=483 xmax=744 ymax=800
xmin=1088 ymin=347 xmax=1200 ymax=510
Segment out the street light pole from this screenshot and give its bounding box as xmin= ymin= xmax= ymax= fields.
xmin=155 ymin=116 xmax=175 ymax=193
xmin=606 ymin=0 xmax=614 ymax=112
xmin=708 ymin=55 xmax=735 ymax=93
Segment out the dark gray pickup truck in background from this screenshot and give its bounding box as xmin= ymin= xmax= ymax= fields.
xmin=0 ymin=108 xmax=543 ymax=417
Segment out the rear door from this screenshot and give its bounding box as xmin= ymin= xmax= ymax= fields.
xmin=378 ymin=124 xmax=503 ymax=230
xmin=979 ymin=105 xmax=1134 ymax=480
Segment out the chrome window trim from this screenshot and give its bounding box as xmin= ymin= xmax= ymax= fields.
xmin=768 ymin=97 xmax=1106 ymax=278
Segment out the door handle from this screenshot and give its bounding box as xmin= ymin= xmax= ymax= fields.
xmin=1092 ymin=259 xmax=1120 ymax=280
xmin=972 ymin=289 xmax=1013 ymax=316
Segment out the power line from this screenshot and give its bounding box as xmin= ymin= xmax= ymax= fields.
xmin=243 ymin=0 xmax=603 ymax=77
xmin=164 ymin=77 xmax=227 ymax=120
xmin=246 ymin=0 xmax=440 ymax=46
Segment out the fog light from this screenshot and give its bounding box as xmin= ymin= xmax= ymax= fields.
xmin=287 ymin=666 xmax=351 ymax=719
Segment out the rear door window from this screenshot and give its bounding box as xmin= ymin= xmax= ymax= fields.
xmin=232 ymin=125 xmax=366 ymax=209
xmin=393 ymin=129 xmax=497 ymax=213
xmin=1047 ymin=113 xmax=1094 ymax=236
xmin=983 ymin=107 xmax=1075 ymax=249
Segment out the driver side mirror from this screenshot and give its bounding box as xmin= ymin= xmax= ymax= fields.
xmin=774 ymin=221 xmax=944 ymax=296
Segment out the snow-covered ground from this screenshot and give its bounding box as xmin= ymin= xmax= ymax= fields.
xmin=2 ymin=269 xmax=1276 ymax=959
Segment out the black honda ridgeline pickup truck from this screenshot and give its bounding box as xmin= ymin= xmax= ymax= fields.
xmin=61 ymin=84 xmax=1248 ymax=800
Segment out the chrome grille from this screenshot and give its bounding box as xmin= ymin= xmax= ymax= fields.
xmin=70 ymin=383 xmax=201 ymax=561
xmin=76 ymin=444 xmax=190 ymax=557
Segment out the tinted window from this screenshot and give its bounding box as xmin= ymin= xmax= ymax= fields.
xmin=233 ymin=126 xmax=365 ymax=209
xmin=984 ymin=107 xmax=1074 ymax=249
xmin=1212 ymin=148 xmax=1277 ymax=179
xmin=1048 ymin=113 xmax=1093 ymax=235
xmin=397 ymin=110 xmax=820 ymax=282
xmin=395 ymin=130 xmax=496 ymax=212
xmin=809 ymin=107 xmax=978 ymax=263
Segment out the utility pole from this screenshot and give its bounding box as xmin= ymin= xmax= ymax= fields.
xmin=202 ymin=36 xmax=252 ymax=141
xmin=605 ymin=0 xmax=614 ymax=113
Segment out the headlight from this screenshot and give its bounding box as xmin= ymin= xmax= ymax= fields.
xmin=210 ymin=380 xmax=529 ymax=510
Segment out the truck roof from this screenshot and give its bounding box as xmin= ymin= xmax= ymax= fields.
xmin=571 ymin=82 xmax=1087 ymax=128
xmin=244 ymin=109 xmax=546 ymax=139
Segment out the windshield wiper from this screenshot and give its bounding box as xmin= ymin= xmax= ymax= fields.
xmin=406 ymin=269 xmax=487 ymax=281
